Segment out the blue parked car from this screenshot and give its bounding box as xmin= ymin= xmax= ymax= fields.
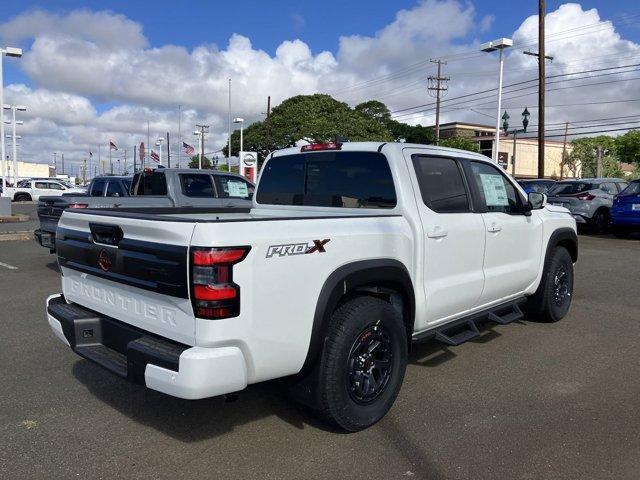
xmin=611 ymin=180 xmax=640 ymax=237
xmin=517 ymin=179 xmax=556 ymax=194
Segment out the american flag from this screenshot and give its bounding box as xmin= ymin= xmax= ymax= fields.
xmin=183 ymin=141 xmax=195 ymax=155
xmin=150 ymin=150 xmax=160 ymax=162
xmin=109 ymin=140 xmax=118 ymax=151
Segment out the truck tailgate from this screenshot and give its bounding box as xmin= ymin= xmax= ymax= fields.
xmin=56 ymin=210 xmax=198 ymax=345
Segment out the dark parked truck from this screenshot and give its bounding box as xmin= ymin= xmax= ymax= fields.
xmin=46 ymin=142 xmax=577 ymax=431
xmin=35 ymin=169 xmax=254 ymax=251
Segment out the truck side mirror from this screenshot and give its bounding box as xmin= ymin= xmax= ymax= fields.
xmin=528 ymin=191 xmax=546 ymax=210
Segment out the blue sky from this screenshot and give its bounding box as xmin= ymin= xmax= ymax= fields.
xmin=1 ymin=1 xmax=640 ymax=168
xmin=2 ymin=0 xmax=638 ymax=60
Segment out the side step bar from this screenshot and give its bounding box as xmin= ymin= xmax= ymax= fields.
xmin=413 ymin=299 xmax=526 ymax=346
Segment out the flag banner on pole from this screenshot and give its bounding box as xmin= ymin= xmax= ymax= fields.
xmin=89 ymin=151 xmax=93 ymax=157
xmin=150 ymin=150 xmax=160 ymax=162
xmin=109 ymin=140 xmax=118 ymax=151
xmin=183 ymin=142 xmax=195 ymax=155
xmin=139 ymin=142 xmax=145 ymax=162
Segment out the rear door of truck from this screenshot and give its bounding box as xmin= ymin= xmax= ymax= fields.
xmin=56 ymin=210 xmax=199 ymax=345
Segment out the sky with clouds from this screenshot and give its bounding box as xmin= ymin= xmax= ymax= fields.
xmin=0 ymin=0 xmax=639 ymax=173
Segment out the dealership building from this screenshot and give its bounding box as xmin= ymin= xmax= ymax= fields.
xmin=0 ymin=158 xmax=52 ymax=183
xmin=438 ymin=122 xmax=577 ymax=179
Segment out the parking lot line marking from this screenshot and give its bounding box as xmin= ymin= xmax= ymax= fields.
xmin=0 ymin=261 xmax=18 ymax=270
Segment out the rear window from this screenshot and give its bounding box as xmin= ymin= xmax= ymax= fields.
xmin=131 ymin=171 xmax=167 ymax=196
xmin=257 ymin=151 xmax=397 ymax=208
xmin=548 ymin=182 xmax=596 ymax=195
xmin=620 ymin=182 xmax=640 ymax=196
xmin=180 ymin=174 xmax=214 ymax=197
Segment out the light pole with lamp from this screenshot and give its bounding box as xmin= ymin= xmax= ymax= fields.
xmin=4 ymin=104 xmax=26 ymax=185
xmin=502 ymin=107 xmax=530 ymax=176
xmin=480 ymin=38 xmax=513 ymax=164
xmin=233 ymin=117 xmax=244 ymax=174
xmin=0 ymin=46 xmax=22 ymax=194
xmin=156 ymin=137 xmax=164 ymax=165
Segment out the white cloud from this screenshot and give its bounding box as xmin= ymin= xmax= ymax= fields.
xmin=0 ymin=1 xmax=639 ymax=172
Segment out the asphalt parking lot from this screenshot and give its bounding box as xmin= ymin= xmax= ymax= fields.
xmin=1 ymin=235 xmax=639 ymax=480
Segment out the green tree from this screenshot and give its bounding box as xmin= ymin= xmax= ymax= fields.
xmin=268 ymin=94 xmax=392 ymax=145
xmin=354 ymin=100 xmax=434 ymax=144
xmin=223 ymin=94 xmax=393 ymax=160
xmin=439 ymin=136 xmax=480 ymax=153
xmin=615 ymin=130 xmax=640 ymax=166
xmin=188 ymin=155 xmax=212 ymax=169
xmin=354 ymin=100 xmax=392 ymax=125
xmin=568 ymin=136 xmax=620 ymax=177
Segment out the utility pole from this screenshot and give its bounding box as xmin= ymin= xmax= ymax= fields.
xmin=266 ymin=95 xmax=272 ymax=150
xmin=82 ymin=159 xmax=87 ymax=184
xmin=560 ymin=121 xmax=569 ymax=179
xmin=178 ymin=105 xmax=182 ymax=169
xmin=195 ymin=124 xmax=209 ymax=170
xmin=123 ymin=149 xmax=127 ymax=174
xmin=596 ymin=146 xmax=604 ymax=178
xmin=166 ymin=132 xmax=170 ymax=168
xmin=61 ymin=153 xmax=65 ymax=176
xmin=538 ymin=0 xmax=546 ymax=178
xmin=133 ymin=145 xmax=137 ymax=173
xmin=427 ymin=59 xmax=449 ymax=145
xmin=227 ymin=78 xmax=232 ymax=159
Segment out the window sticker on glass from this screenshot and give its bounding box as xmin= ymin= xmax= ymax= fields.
xmin=480 ymin=174 xmax=509 ymax=206
xmin=227 ymin=180 xmax=249 ymax=198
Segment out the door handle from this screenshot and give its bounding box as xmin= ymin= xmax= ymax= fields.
xmin=427 ymin=227 xmax=448 ymax=239
xmin=487 ymin=223 xmax=502 ymax=233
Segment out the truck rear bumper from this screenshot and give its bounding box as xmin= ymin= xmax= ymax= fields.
xmin=46 ymin=294 xmax=247 ymax=399
xmin=34 ymin=229 xmax=56 ymax=250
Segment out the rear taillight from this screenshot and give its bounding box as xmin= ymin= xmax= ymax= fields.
xmin=69 ymin=203 xmax=88 ymax=208
xmin=191 ymin=246 xmax=250 ymax=319
xmin=576 ymin=193 xmax=595 ymax=201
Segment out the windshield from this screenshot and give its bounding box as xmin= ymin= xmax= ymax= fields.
xmin=619 ymin=181 xmax=640 ymax=196
xmin=548 ymin=182 xmax=596 ymax=196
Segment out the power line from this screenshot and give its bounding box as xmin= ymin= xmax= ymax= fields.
xmin=390 ymin=62 xmax=640 ymax=119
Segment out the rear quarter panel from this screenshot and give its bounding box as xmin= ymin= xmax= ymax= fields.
xmin=191 ymin=215 xmax=414 ymax=384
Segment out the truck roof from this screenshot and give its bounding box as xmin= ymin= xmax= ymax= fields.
xmin=270 ymin=141 xmax=493 ymax=163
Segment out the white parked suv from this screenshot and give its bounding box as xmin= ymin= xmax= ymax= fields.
xmin=46 ymin=142 xmax=578 ymax=431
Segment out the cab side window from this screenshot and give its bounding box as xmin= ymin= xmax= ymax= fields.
xmin=469 ymin=161 xmax=521 ymax=215
xmin=106 ymin=181 xmax=125 ymax=197
xmin=215 ymin=175 xmax=253 ymax=199
xmin=90 ymin=180 xmax=106 ymax=196
xmin=411 ymin=156 xmax=470 ymax=213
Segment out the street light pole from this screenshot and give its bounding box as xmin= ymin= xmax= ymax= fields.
xmin=4 ymin=104 xmax=26 ymax=185
xmin=481 ymin=38 xmax=513 ymax=164
xmin=156 ymin=137 xmax=164 ymax=165
xmin=502 ymin=107 xmax=530 ymax=176
xmin=233 ymin=117 xmax=244 ymax=173
xmin=0 ymin=46 xmax=23 ymax=194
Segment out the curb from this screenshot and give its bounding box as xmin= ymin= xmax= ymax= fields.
xmin=0 ymin=214 xmax=29 ymax=223
xmin=0 ymin=230 xmax=32 ymax=242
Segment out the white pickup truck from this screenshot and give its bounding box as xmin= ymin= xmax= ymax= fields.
xmin=6 ymin=178 xmax=85 ymax=201
xmin=46 ymin=142 xmax=577 ymax=431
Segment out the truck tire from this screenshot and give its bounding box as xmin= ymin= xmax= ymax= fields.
xmin=316 ymin=296 xmax=407 ymax=432
xmin=14 ymin=193 xmax=31 ymax=202
xmin=525 ymin=246 xmax=574 ymax=323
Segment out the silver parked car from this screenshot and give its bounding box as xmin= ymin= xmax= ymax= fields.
xmin=546 ymin=178 xmax=629 ymax=234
